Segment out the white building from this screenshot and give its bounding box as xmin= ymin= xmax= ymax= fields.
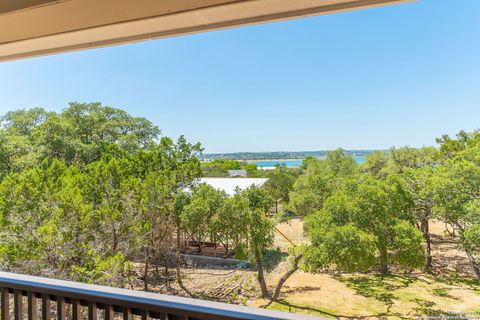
xmin=193 ymin=178 xmax=268 ymax=197
xmin=227 ymin=170 xmax=247 ymax=178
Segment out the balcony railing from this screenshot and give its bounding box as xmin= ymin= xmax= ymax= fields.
xmin=0 ymin=272 xmax=320 ymax=320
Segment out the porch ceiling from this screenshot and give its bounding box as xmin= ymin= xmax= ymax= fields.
xmin=0 ymin=0 xmax=410 ymax=62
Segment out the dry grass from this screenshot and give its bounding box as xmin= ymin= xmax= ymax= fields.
xmin=133 ymin=218 xmax=480 ymax=319
xmin=131 ymin=265 xmax=259 ymax=304
xmin=254 ymin=219 xmax=480 ymax=319
xmin=273 ymin=218 xmax=309 ymax=251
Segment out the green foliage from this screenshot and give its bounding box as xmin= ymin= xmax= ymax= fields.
xmin=387 ymin=147 xmax=439 ymax=173
xmin=241 ymin=186 xmax=275 ymax=257
xmin=436 ymin=130 xmax=480 ymax=159
xmin=287 ymin=149 xmax=357 ymax=216
xmin=431 ymin=137 xmax=480 ymax=277
xmin=361 ymin=151 xmax=389 ymax=178
xmin=201 ymin=159 xmax=241 ymax=177
xmin=391 ymin=221 xmax=425 ymax=269
xmin=0 ymin=107 xmax=202 ymax=286
xmin=265 ymin=167 xmax=296 ymax=202
xmin=182 ymin=184 xmax=226 ymax=245
xmin=304 ymin=176 xmax=423 ymax=274
xmin=303 ymin=224 xmax=377 ymax=272
xmin=2 ymin=103 xmax=480 ymax=291
xmin=0 ymin=102 xmax=160 ymax=174
xmin=462 ymin=224 xmax=480 ymax=254
xmin=200 ymin=159 xmax=264 ymax=178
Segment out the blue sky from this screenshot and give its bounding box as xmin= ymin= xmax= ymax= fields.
xmin=1 ymin=0 xmax=479 ymax=153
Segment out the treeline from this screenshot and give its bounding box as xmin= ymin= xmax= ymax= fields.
xmin=286 ymin=133 xmax=480 ymax=280
xmin=0 ymin=103 xmax=203 ymax=287
xmin=1 ymin=103 xmax=479 ymax=303
xmin=0 ymin=103 xmax=287 ymax=299
xmin=0 ymin=102 xmax=160 ymax=176
xmin=201 ymin=159 xmax=258 ymax=177
xmin=201 ymin=150 xmax=374 ymax=161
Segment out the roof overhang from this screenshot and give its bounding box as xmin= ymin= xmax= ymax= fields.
xmin=0 ymin=0 xmax=411 ymax=62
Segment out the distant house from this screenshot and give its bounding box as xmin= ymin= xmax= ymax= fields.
xmin=191 ymin=177 xmax=268 ymax=197
xmin=227 ymin=169 xmax=247 ymax=177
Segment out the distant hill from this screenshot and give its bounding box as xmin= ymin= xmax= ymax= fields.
xmin=202 ymin=150 xmax=384 ymax=161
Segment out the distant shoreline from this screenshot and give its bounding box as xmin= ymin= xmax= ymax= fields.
xmin=202 ymin=150 xmax=381 ymax=162
xmin=239 ymin=158 xmax=305 ymax=162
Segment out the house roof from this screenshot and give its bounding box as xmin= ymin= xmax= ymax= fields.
xmin=227 ymin=170 xmax=247 ymax=177
xmin=196 ymin=177 xmax=268 ymax=197
xmin=0 ymin=0 xmax=411 ymax=62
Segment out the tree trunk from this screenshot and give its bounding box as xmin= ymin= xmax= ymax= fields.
xmin=466 ymin=251 xmax=480 ymax=280
xmin=112 ymin=228 xmax=118 ymax=253
xmin=143 ymin=260 xmax=149 ymax=291
xmin=163 ymin=254 xmax=170 ymax=288
xmin=379 ymin=246 xmax=389 ymax=275
xmin=176 ymin=223 xmax=194 ymax=297
xmin=445 ymin=223 xmax=456 ymax=237
xmin=255 ymin=248 xmax=270 ymax=299
xmin=420 ymin=218 xmax=433 ymax=270
xmin=271 ymin=254 xmax=302 ymax=301
xmin=163 ymin=254 xmax=169 ymax=275
xmin=175 ymin=224 xmax=184 ymax=287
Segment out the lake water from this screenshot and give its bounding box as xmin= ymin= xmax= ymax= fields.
xmin=248 ymin=157 xmax=365 ymax=168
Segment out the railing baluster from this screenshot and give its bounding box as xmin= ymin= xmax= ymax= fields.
xmin=123 ymin=307 xmax=131 ymax=320
xmin=0 ymin=272 xmax=309 ymax=320
xmin=88 ymin=302 xmax=96 ymax=320
xmin=14 ymin=289 xmax=23 ymax=320
xmin=41 ymin=295 xmax=50 ymax=320
xmin=28 ymin=292 xmax=37 ymax=320
xmin=72 ymin=300 xmax=81 ymax=320
xmin=1 ymin=288 xmax=9 ymax=320
xmin=56 ymin=297 xmax=65 ymax=320
xmin=104 ymin=305 xmax=114 ymax=320
xmin=141 ymin=310 xmax=150 ymax=320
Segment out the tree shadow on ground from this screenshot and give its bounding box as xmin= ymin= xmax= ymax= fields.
xmin=431 ymin=287 xmax=460 ymax=300
xmin=435 ymin=275 xmax=480 ymax=293
xmin=334 ymin=274 xmax=415 ymax=305
xmin=413 ymin=299 xmax=472 ymax=320
xmin=411 ymin=298 xmax=456 ymax=318
xmin=270 ymin=300 xmax=413 ymax=319
xmin=271 ymin=298 xmax=454 ymax=320
xmin=332 ymin=275 xmax=459 ymax=318
xmin=281 ymin=285 xmax=319 ymax=295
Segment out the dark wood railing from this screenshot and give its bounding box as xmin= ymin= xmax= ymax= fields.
xmin=0 ymin=272 xmax=320 ymax=320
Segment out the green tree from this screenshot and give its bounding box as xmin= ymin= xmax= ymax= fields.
xmin=360 ymin=151 xmax=389 ymax=178
xmin=304 ymin=176 xmax=424 ymax=274
xmin=287 ymin=149 xmax=357 ymax=216
xmin=436 ymin=130 xmax=480 ymax=159
xmin=265 ymin=167 xmax=296 ymax=213
xmin=396 ymin=167 xmax=436 ymax=270
xmin=387 ymin=146 xmax=438 ymax=173
xmin=181 ymin=183 xmax=226 ymax=251
xmin=231 ymin=186 xmax=274 ymax=298
xmin=0 ymin=103 xmax=161 ymax=173
xmin=432 ymin=144 xmax=480 ymax=279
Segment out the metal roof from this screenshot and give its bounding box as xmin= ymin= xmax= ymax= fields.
xmin=197 ymin=177 xmax=268 ymax=196
xmin=227 ymin=170 xmax=247 ymax=177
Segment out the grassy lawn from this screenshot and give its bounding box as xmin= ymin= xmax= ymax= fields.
xmin=259 ymin=273 xmax=480 ymax=319
xmin=254 ymin=219 xmax=480 ymax=319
